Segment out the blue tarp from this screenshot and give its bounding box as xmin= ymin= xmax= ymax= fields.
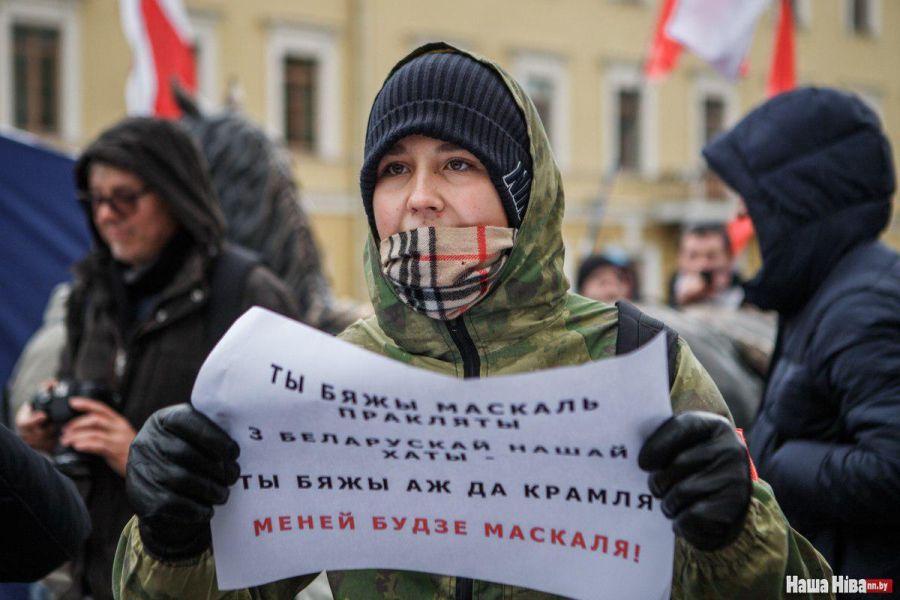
xmin=0 ymin=129 xmax=91 ymax=389
xmin=0 ymin=584 xmax=29 ymax=600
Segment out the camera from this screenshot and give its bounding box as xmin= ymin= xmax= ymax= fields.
xmin=700 ymin=270 xmax=714 ymax=287
xmin=32 ymin=379 xmax=120 ymax=478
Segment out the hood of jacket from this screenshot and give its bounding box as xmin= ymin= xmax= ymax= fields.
xmin=703 ymin=87 xmax=895 ymax=315
xmin=357 ymin=43 xmax=570 ymax=366
xmin=74 ymin=117 xmax=226 ymax=261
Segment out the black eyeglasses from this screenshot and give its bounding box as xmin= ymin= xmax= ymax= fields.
xmin=78 ymin=187 xmax=150 ymax=217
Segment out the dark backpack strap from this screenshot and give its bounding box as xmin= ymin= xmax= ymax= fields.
xmin=206 ymin=243 xmax=261 ymax=346
xmin=615 ymin=300 xmax=680 ymax=388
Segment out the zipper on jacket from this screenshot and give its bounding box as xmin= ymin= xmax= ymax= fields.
xmin=446 ymin=316 xmax=478 ymax=599
xmin=111 ymin=324 xmax=128 ymax=388
xmin=445 ymin=316 xmax=480 ymax=379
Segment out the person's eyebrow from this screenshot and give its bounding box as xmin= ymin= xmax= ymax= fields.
xmin=383 ymin=143 xmax=407 ymax=157
xmin=436 ymin=142 xmax=465 ymax=153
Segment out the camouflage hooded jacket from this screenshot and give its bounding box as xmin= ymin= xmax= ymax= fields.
xmin=113 ymin=44 xmax=831 ymax=600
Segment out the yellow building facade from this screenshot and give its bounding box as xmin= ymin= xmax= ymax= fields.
xmin=3 ymin=0 xmax=899 ymax=301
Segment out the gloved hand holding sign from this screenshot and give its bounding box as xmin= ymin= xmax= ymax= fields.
xmin=638 ymin=411 xmax=752 ymax=551
xmin=126 ymin=404 xmax=240 ymax=560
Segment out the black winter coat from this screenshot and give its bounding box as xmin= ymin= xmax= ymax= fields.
xmin=58 ymin=118 xmax=300 ymax=600
xmin=704 ymin=87 xmax=900 ymax=588
xmin=0 ymin=424 xmax=90 ymax=582
xmin=59 ymin=248 xmax=298 ymax=600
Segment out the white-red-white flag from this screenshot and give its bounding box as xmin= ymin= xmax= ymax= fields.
xmin=666 ymin=0 xmax=770 ymax=80
xmin=120 ymin=0 xmax=195 ymax=118
xmin=644 ymin=0 xmax=683 ymax=80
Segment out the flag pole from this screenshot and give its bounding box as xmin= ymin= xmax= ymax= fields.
xmin=578 ymin=162 xmax=620 ymax=262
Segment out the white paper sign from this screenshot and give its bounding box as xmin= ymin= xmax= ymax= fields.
xmin=193 ymin=307 xmax=674 ymax=600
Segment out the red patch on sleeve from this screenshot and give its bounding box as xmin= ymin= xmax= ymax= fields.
xmin=735 ymin=428 xmax=759 ymax=481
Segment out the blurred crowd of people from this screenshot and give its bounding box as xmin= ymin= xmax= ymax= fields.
xmin=2 ymin=42 xmax=898 ymax=600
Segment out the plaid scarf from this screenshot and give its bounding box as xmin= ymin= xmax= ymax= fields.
xmin=379 ymin=225 xmax=517 ymax=320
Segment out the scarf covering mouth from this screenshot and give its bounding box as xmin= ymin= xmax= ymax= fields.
xmin=379 ymin=225 xmax=517 ymax=320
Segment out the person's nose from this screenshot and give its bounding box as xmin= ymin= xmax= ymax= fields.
xmin=406 ymin=171 xmax=444 ymax=216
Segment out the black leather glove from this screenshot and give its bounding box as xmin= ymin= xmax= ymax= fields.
xmin=638 ymin=411 xmax=751 ymax=551
xmin=126 ymin=404 xmax=240 ymax=561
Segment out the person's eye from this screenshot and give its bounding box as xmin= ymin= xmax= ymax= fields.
xmin=446 ymin=158 xmax=474 ymax=172
xmin=379 ymin=162 xmax=409 ymax=177
xmin=115 ymin=191 xmax=141 ymax=202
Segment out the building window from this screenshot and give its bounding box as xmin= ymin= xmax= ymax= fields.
xmin=266 ymin=25 xmax=340 ymax=160
xmin=617 ymin=88 xmax=641 ymax=171
xmin=13 ymin=24 xmax=59 ymax=135
xmin=525 ymin=75 xmax=554 ymax=140
xmin=852 ymin=0 xmax=871 ymax=32
xmin=847 ymin=0 xmax=879 ymax=36
xmin=701 ymin=97 xmax=727 ymax=198
xmin=284 ymin=56 xmax=317 ymax=151
xmin=702 ymin=97 xmax=725 ymax=144
xmin=513 ymin=52 xmax=569 ymax=169
xmin=1 ymin=1 xmax=80 ymax=142
xmin=604 ymin=64 xmax=657 ymax=177
xmin=691 ymin=77 xmax=738 ymax=200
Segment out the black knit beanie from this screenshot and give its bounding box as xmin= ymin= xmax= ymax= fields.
xmin=360 ymin=50 xmax=532 ymax=234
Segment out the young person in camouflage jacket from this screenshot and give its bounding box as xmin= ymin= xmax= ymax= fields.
xmin=114 ymin=43 xmax=832 ymax=600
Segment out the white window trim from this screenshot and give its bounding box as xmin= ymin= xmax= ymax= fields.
xmin=266 ymin=24 xmax=341 ymax=161
xmin=774 ymin=0 xmax=811 ymax=30
xmin=689 ymin=75 xmax=739 ymax=170
xmin=0 ymin=0 xmax=80 ymax=143
xmin=792 ymin=0 xmax=812 ymax=29
xmin=845 ymin=0 xmax=881 ymax=37
xmin=188 ymin=11 xmax=219 ymax=112
xmin=512 ymin=51 xmax=571 ymax=171
xmin=602 ymin=63 xmax=657 ymax=178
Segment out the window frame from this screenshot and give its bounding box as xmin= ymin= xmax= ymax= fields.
xmin=690 ymin=75 xmax=738 ymax=167
xmin=188 ymin=11 xmax=219 ymax=111
xmin=266 ymin=24 xmax=341 ymax=160
xmin=0 ymin=0 xmax=80 ymax=142
xmin=690 ymin=75 xmax=738 ymax=200
xmin=512 ymin=51 xmax=570 ymax=170
xmin=12 ymin=23 xmax=60 ymax=134
xmin=845 ymin=0 xmax=881 ymax=37
xmin=602 ymin=63 xmax=657 ymax=178
xmin=283 ymin=55 xmax=318 ymax=152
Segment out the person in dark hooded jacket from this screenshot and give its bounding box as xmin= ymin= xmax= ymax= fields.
xmin=15 ymin=117 xmax=299 ymax=600
xmin=112 ymin=44 xmax=831 ymax=600
xmin=704 ymin=87 xmax=900 ymax=591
